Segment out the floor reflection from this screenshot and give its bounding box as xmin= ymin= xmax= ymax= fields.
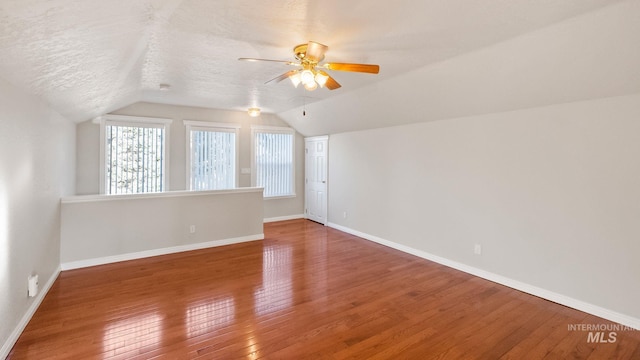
xmin=185 ymin=296 xmax=235 ymax=337
xmin=254 ymin=244 xmax=293 ymax=316
xmin=102 ymin=312 xmax=163 ymax=356
xmin=306 ymin=232 xmax=328 ymax=301
xmin=246 ymin=334 xmax=260 ymax=359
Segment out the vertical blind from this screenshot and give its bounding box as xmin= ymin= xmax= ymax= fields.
xmin=254 ymin=131 xmax=294 ymax=197
xmin=106 ymin=125 xmax=165 ymax=194
xmin=190 ymin=130 xmax=236 ymax=190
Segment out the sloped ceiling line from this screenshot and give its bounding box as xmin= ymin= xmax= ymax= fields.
xmin=0 ymin=0 xmax=629 ymax=127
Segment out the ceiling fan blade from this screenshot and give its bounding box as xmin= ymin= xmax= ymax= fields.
xmin=238 ymin=58 xmax=297 ymax=65
xmin=324 ymin=75 xmax=342 ymax=90
xmin=316 ymin=70 xmax=341 ymax=90
xmin=324 ymin=62 xmax=380 ymax=74
xmin=265 ymin=70 xmax=298 ymax=84
xmin=305 ymin=41 xmax=328 ymax=62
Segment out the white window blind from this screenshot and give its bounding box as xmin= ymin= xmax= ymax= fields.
xmin=105 ymin=123 xmax=165 ymax=194
xmin=252 ymin=126 xmax=295 ymax=198
xmin=188 ymin=126 xmax=237 ymax=191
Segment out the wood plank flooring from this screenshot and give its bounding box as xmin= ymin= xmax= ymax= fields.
xmin=8 ymin=219 xmax=640 ymax=359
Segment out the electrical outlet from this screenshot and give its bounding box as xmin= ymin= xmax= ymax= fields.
xmin=28 ymin=275 xmax=38 ymax=297
xmin=474 ymin=244 xmax=482 ymax=255
xmin=190 ymin=225 xmax=196 ymax=234
xmin=343 ymin=211 xmax=348 ymax=219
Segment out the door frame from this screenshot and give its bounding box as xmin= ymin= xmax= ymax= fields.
xmin=304 ymin=135 xmax=329 ymax=225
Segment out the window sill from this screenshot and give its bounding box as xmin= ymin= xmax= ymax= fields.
xmin=264 ymin=194 xmax=296 ymax=200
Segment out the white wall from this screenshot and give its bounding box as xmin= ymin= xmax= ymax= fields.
xmin=273 ymin=0 xmax=640 ymax=326
xmin=76 ymin=102 xmax=305 ymax=220
xmin=0 ymin=77 xmax=75 ymax=355
xmin=328 ymin=93 xmax=640 ymax=324
xmin=60 ymin=189 xmax=264 ymax=268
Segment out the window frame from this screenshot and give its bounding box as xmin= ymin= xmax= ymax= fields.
xmin=251 ymin=125 xmax=296 ymax=199
xmin=97 ymin=115 xmax=172 ymax=195
xmin=184 ymin=120 xmax=241 ymax=191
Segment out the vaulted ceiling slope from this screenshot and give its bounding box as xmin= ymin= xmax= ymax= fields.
xmin=280 ymin=0 xmax=640 ymax=136
xmin=0 ymin=0 xmax=630 ymax=124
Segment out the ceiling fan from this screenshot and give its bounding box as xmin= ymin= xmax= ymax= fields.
xmin=239 ymin=41 xmax=379 ymax=91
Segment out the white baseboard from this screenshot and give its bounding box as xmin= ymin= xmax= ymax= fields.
xmin=61 ymin=234 xmax=264 ymax=271
xmin=264 ymin=214 xmax=305 ymax=223
xmin=1 ymin=266 xmax=61 ymax=359
xmin=327 ymin=222 xmax=640 ymax=330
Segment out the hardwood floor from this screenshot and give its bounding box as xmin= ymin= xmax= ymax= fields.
xmin=9 ymin=219 xmax=640 ymax=359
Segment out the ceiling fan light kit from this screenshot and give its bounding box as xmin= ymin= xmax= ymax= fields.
xmin=289 ymin=72 xmax=302 ymax=87
xmin=315 ymin=72 xmax=329 ymax=87
xmin=287 ymin=67 xmax=330 ymax=91
xmin=240 ymin=41 xmax=380 ymax=92
xmin=300 ymin=69 xmax=315 ymax=84
xmin=304 ymin=81 xmax=318 ymax=91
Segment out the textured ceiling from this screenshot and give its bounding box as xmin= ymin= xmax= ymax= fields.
xmin=0 ymin=0 xmax=626 ymax=122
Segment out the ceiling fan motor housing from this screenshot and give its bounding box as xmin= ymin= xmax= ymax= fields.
xmin=293 ymin=43 xmax=325 ymax=63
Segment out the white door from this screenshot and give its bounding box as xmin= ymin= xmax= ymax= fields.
xmin=305 ymin=136 xmax=328 ymax=225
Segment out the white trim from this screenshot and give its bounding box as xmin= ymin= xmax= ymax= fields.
xmin=99 ymin=116 xmax=105 ymax=193
xmin=327 ymin=222 xmax=640 ymax=330
xmin=304 ymin=135 xmax=329 ymax=141
xmin=165 ymin=123 xmax=171 ymax=190
xmin=251 ymin=126 xmax=296 ymax=197
xmin=62 ymin=187 xmax=263 ymax=204
xmin=264 ymin=214 xmax=305 ymax=223
xmin=304 ymin=135 xmax=329 ymax=226
xmin=1 ymin=267 xmax=61 ymax=359
xmin=250 ymin=125 xmax=294 ymax=133
xmin=251 ymin=129 xmax=256 ymax=188
xmin=264 ymin=194 xmax=296 ymax=200
xmin=99 ymin=115 xmax=172 ymax=194
xmin=184 ymin=121 xmax=240 ymax=190
xmin=97 ymin=114 xmax=173 ymax=125
xmin=183 ymin=120 xmax=241 ymax=129
xmin=60 ymin=234 xmax=265 ymax=271
xmin=164 ymin=122 xmax=171 ymax=191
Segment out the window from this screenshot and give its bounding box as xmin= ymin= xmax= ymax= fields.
xmin=99 ymin=115 xmax=172 ymax=195
xmin=184 ymin=121 xmax=239 ymax=191
xmin=251 ymin=126 xmax=295 ymax=198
